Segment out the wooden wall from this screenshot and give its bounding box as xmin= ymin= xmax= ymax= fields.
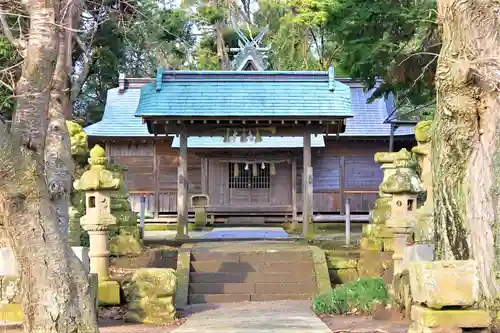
xmin=103 ymin=138 xmax=400 ymax=216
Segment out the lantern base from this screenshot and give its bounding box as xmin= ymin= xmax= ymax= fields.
xmin=98 ymin=280 xmax=121 ymax=306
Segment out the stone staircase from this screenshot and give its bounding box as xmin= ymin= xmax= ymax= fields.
xmin=187 ymin=244 xmax=319 ymax=304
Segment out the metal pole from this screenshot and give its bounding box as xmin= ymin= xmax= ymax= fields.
xmin=140 ymin=196 xmax=146 ymax=240
xmin=345 ymin=198 xmax=351 ymax=246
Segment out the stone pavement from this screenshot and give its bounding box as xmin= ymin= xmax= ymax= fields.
xmin=145 ymin=227 xmax=294 ymax=241
xmin=172 ymin=300 xmax=331 ymax=333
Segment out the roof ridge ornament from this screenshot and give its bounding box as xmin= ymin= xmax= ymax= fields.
xmin=118 ymin=73 xmax=125 ymax=93
xmin=229 ymin=20 xmax=270 ymax=71
xmin=328 ymin=66 xmax=335 ymax=91
xmin=156 ymin=68 xmax=164 ymax=92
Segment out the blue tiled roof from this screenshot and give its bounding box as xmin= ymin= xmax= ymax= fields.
xmin=135 ymin=70 xmax=353 ymax=118
xmin=171 ymin=135 xmax=325 ymax=148
xmin=83 ymin=79 xmax=415 ymax=144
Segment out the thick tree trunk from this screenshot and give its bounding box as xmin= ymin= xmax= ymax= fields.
xmin=0 ymin=124 xmax=98 ymax=333
xmin=5 ymin=0 xmax=99 ymax=331
xmin=45 ymin=0 xmax=75 ymax=236
xmin=433 ymin=0 xmax=500 ymax=304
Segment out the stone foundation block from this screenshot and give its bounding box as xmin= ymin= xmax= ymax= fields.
xmin=409 ymin=260 xmax=478 ymax=309
xmin=124 ymin=268 xmax=177 ymax=324
xmin=382 ymin=237 xmax=396 ymax=251
xmin=362 ymin=224 xmax=394 ymax=238
xmin=360 ymin=237 xmax=383 ymax=251
xmin=411 ymin=305 xmax=490 ymax=328
xmin=402 ymin=244 xmax=434 ymax=271
xmin=0 ymin=303 xmax=22 ymax=323
xmin=408 ymin=322 xmax=462 ymax=333
xmin=98 ymin=280 xmax=121 ymax=306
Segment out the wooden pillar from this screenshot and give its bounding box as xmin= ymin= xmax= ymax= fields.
xmin=153 ymin=140 xmax=159 ymax=219
xmin=292 ymin=158 xmax=297 ymax=220
xmin=176 ymin=128 xmax=189 ymax=239
xmin=201 ymin=157 xmax=208 ymax=194
xmin=302 ymin=133 xmax=313 ymax=236
xmin=339 ymin=156 xmax=346 ymax=214
xmin=389 ymin=123 xmax=396 ymax=152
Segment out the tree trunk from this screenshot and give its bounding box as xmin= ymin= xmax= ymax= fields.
xmin=5 ymin=0 xmax=99 ymax=331
xmin=433 ymin=0 xmax=500 ymax=304
xmin=45 ymin=0 xmax=75 ymax=236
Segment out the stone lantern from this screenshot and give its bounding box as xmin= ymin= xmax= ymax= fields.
xmin=74 ymin=144 xmax=121 ymax=305
xmin=380 ymin=148 xmax=425 ymax=275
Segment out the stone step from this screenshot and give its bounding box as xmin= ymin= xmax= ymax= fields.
xmin=189 ymin=282 xmax=316 ymax=295
xmin=190 ymin=250 xmax=312 ymax=262
xmin=190 ymin=272 xmax=315 ymax=284
xmin=188 ymin=293 xmax=312 ymax=304
xmin=189 ymin=261 xmax=314 ymax=273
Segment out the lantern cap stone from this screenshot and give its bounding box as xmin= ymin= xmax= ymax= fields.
xmin=380 ymin=169 xmax=425 ymax=194
xmin=73 ymin=145 xmax=120 ymax=191
xmin=374 ymin=152 xmax=397 ymax=164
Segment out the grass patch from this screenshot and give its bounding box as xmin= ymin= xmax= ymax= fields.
xmin=313 ymin=277 xmax=389 ymax=315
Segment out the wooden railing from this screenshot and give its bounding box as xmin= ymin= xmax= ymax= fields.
xmin=129 ymin=189 xmax=379 ymax=215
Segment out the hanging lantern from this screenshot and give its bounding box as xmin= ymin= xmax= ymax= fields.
xmin=252 ymin=163 xmax=258 ymax=177
xmin=255 ymin=129 xmax=262 ymax=143
xmin=270 ymin=162 xmax=276 ymax=176
xmin=247 ymin=130 xmax=255 ymax=143
xmin=234 ymin=163 xmax=239 ymax=177
xmin=261 ymin=162 xmax=265 ymax=169
xmin=223 ymin=128 xmax=230 ymax=143
xmin=240 ymin=129 xmax=247 ymax=143
xmin=245 ymin=163 xmax=249 ymax=171
xmin=232 ymin=129 xmax=238 ymax=142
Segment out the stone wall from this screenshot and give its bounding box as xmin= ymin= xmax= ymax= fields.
xmin=325 ymin=250 xmax=394 ymax=286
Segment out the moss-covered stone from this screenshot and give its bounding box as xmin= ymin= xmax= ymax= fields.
xmin=370 ymin=197 xmax=392 ymax=224
xmin=408 ymin=322 xmax=463 ymax=333
xmin=110 ymin=226 xmax=142 ymax=256
xmin=329 ymin=268 xmax=359 ymax=284
xmin=123 ymin=268 xmax=177 ymax=324
xmin=411 ymin=305 xmax=490 ymax=328
xmin=409 ymin=260 xmax=479 ymax=309
xmin=360 ymin=237 xmax=383 ymax=251
xmin=98 ymin=279 xmax=121 ymax=305
xmin=0 ymin=303 xmax=22 ymax=323
xmin=326 ymin=256 xmax=358 ymax=269
xmin=414 ymin=121 xmax=432 ymax=143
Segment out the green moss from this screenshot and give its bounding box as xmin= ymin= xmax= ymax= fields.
xmin=414 ymin=120 xmax=432 ymax=143
xmin=313 ymin=277 xmax=389 ymax=315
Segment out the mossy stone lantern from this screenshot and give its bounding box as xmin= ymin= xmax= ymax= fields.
xmin=381 ymin=149 xmax=424 ymax=229
xmin=380 ymin=148 xmax=425 ymax=276
xmin=73 ymin=144 xmax=121 ymax=305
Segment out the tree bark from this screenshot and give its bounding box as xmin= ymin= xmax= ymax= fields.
xmin=433 ymin=0 xmax=500 ymax=304
xmin=45 ymin=0 xmax=75 ymax=236
xmin=4 ymin=0 xmax=99 ymax=331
